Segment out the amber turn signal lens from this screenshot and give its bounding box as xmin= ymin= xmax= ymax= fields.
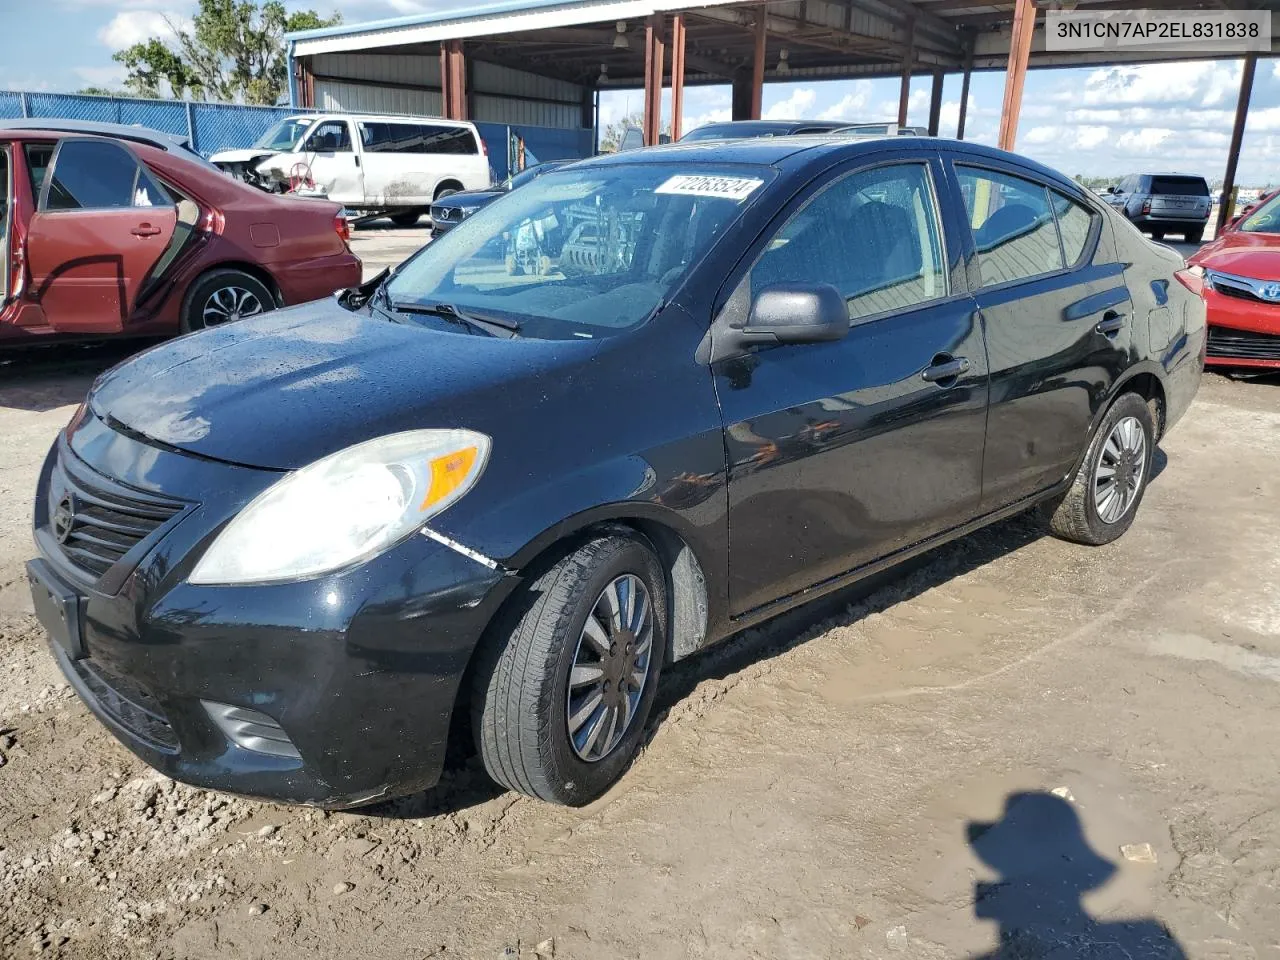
xmin=421 ymin=446 xmax=479 ymax=510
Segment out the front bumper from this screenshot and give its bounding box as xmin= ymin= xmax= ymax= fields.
xmin=31 ymin=416 xmax=515 ymax=807
xmin=1204 ymin=285 xmax=1280 ymax=368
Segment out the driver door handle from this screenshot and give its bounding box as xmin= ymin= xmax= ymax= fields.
xmin=131 ymin=223 xmax=162 ymax=237
xmin=921 ymin=355 xmax=970 ymax=383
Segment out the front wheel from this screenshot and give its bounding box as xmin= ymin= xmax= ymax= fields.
xmin=1048 ymin=393 xmax=1155 ymax=546
xmin=472 ymin=533 xmax=668 ymax=805
xmin=389 ymin=210 xmax=422 ymax=227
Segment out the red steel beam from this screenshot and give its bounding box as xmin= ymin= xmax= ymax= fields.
xmin=440 ymin=39 xmax=467 ymax=120
xmin=897 ymin=18 xmax=916 ymax=127
xmin=643 ymin=14 xmax=666 ymax=146
xmin=670 ymin=14 xmax=687 ymax=141
xmin=996 ymin=0 xmax=1034 ymax=150
xmin=751 ymin=10 xmax=766 ymax=120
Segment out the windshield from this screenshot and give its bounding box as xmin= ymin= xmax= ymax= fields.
xmin=385 ymin=163 xmax=773 ymax=339
xmin=253 ymin=117 xmax=314 ymax=151
xmin=1239 ymin=191 xmax=1280 ymax=233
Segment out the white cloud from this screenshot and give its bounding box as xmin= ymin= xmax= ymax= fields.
xmin=1114 ymin=127 xmax=1174 ymax=154
xmin=1075 ymin=61 xmax=1240 ymax=107
xmin=1073 ymin=126 xmax=1110 ymax=149
xmin=98 ymin=10 xmax=185 ymax=49
xmin=764 ymin=87 xmax=816 ymax=120
xmin=818 ymin=81 xmax=872 ymax=121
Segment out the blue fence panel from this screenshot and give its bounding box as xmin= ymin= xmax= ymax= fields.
xmin=0 ymin=91 xmax=23 ymax=119
xmin=1 ymin=90 xmax=595 ymax=178
xmin=192 ymin=102 xmax=300 ymax=156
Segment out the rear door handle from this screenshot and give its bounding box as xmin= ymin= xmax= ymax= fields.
xmin=921 ymin=356 xmax=970 ymax=383
xmin=131 ymin=224 xmax=162 ymax=237
xmin=1095 ymin=311 xmax=1126 ymax=337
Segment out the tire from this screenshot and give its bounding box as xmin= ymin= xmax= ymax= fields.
xmin=434 ymin=186 xmax=460 ymax=201
xmin=1185 ymin=227 xmax=1204 ymax=244
xmin=1150 ymin=230 xmax=1164 ymax=241
xmin=389 ymin=210 xmax=421 ymax=227
xmin=472 ymin=532 xmax=668 ymax=805
xmin=1048 ymin=393 xmax=1155 ymax=546
xmin=181 ymin=268 xmax=276 ymax=334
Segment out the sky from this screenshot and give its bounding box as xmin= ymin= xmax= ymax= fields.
xmin=2 ymin=0 xmax=1279 ymax=186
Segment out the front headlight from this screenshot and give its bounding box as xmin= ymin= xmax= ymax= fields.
xmin=189 ymin=429 xmax=490 ymax=585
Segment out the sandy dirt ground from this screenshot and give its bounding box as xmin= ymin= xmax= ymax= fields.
xmin=2 ymin=236 xmax=1278 ymax=958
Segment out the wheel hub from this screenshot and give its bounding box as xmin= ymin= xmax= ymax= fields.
xmin=565 ymin=575 xmax=654 ymax=763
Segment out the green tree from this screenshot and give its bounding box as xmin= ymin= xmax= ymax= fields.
xmin=600 ymin=112 xmax=669 ymax=152
xmin=110 ymin=0 xmax=341 ymax=105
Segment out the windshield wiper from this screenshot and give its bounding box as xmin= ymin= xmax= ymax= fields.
xmin=386 ymin=299 xmax=521 ymax=338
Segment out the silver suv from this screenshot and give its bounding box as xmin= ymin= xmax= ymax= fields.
xmin=1104 ymin=173 xmax=1211 ymax=243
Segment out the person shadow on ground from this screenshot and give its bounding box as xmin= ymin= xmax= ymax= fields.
xmin=966 ymin=791 xmax=1188 ymax=959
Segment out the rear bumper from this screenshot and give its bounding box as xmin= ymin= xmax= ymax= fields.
xmin=31 ymin=420 xmax=516 ymax=807
xmin=273 ymin=251 xmax=364 ymax=307
xmin=1131 ymin=214 xmax=1209 ymax=229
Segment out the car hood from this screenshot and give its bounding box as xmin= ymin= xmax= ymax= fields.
xmin=1189 ymin=231 xmax=1280 ymax=279
xmin=89 ymin=299 xmax=593 ymax=470
xmin=440 ymin=190 xmax=503 ymax=208
xmin=210 ymin=148 xmax=277 ymax=164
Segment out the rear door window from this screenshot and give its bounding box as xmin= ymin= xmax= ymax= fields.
xmin=1150 ymin=176 xmax=1209 ymax=197
xmin=1051 ymin=191 xmax=1096 ymax=267
xmin=957 ymin=166 xmax=1064 ymax=287
xmin=43 ymin=139 xmax=146 ymax=211
xmin=23 ymin=143 xmax=55 ymax=201
xmin=361 ymin=123 xmax=478 ymax=155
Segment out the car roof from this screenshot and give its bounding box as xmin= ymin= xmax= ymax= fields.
xmin=320 ymin=113 xmax=476 ymax=128
xmin=0 ymin=119 xmax=219 ymax=170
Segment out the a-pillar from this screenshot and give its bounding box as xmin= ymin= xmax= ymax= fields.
xmin=1218 ymin=52 xmax=1257 ymax=233
xmin=440 ymin=39 xmax=467 ymax=120
xmin=643 ymin=13 xmax=666 ymax=145
xmin=997 ymin=0 xmax=1035 ymax=150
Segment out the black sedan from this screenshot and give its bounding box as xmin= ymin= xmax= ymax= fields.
xmin=29 ymin=137 xmax=1205 ymax=808
xmin=430 ymin=159 xmax=570 ymax=237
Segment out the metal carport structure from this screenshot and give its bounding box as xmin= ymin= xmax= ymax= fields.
xmin=287 ymin=0 xmax=1280 ymax=229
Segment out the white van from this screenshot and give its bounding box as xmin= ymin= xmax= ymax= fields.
xmin=212 ymin=114 xmax=492 ymax=226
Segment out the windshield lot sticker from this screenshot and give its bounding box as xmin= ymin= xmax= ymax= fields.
xmin=655 ymin=175 xmax=763 ymax=201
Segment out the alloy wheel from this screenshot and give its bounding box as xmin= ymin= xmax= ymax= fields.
xmin=202 ymin=286 xmax=266 ymax=327
xmin=1093 ymin=415 xmax=1146 ymax=524
xmin=566 ymin=574 xmax=654 ymax=762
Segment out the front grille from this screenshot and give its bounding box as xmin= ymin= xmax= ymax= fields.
xmin=1215 ymin=283 xmax=1269 ymax=304
xmin=433 ymin=206 xmax=461 ymax=222
xmin=74 ymin=659 xmax=179 ymax=751
xmin=50 ymin=451 xmax=184 ymax=584
xmin=1207 ymin=326 xmax=1280 ymax=361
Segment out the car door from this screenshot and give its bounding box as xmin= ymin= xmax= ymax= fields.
xmin=945 ymin=158 xmax=1132 ymax=511
xmin=1 ymin=143 xmax=12 ymax=311
xmin=24 ymin=137 xmax=178 ymax=334
xmin=301 ymin=119 xmax=363 ymax=204
xmin=714 ymin=155 xmax=989 ymax=617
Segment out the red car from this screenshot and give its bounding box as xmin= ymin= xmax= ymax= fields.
xmin=0 ymin=127 xmax=361 ymax=345
xmin=1188 ymin=188 xmax=1280 ymax=369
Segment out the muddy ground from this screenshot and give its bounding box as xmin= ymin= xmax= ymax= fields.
xmin=2 ymin=278 xmax=1279 ymax=957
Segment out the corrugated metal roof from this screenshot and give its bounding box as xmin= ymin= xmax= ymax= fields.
xmin=288 ymin=0 xmax=742 ymax=54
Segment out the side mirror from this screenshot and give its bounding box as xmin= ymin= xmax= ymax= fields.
xmin=712 ymin=283 xmax=848 ymax=362
xmin=1106 ymin=186 xmax=1117 ymax=194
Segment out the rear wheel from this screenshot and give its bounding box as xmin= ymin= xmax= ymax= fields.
xmin=181 ymin=269 xmax=275 ymax=333
xmin=389 ymin=210 xmax=422 ymax=227
xmin=1185 ymin=227 xmax=1204 ymax=244
xmin=1150 ymin=230 xmax=1165 ymax=241
xmin=472 ymin=532 xmax=667 ymax=805
xmin=1048 ymin=392 xmax=1154 ymax=546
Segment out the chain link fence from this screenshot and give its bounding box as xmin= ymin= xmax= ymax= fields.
xmin=0 ymin=90 xmax=593 ymax=178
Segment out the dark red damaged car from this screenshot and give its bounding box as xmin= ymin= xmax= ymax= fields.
xmin=0 ymin=127 xmax=361 ymax=344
